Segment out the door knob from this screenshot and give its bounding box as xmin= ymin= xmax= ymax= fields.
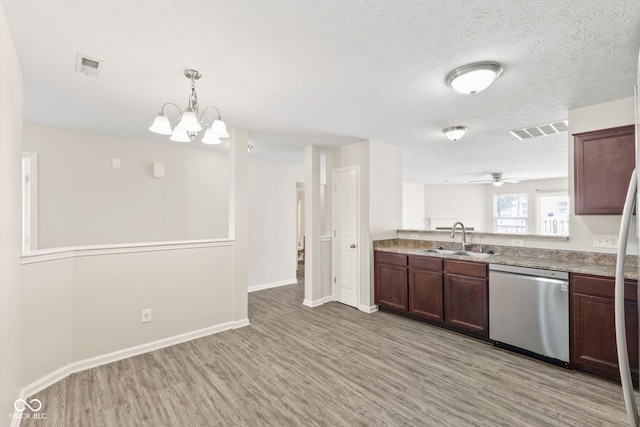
xmin=350 ymin=244 xmax=357 ymax=248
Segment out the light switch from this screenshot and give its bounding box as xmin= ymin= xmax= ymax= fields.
xmin=153 ymin=162 xmax=164 ymax=178
xmin=112 ymin=158 xmax=121 ymax=169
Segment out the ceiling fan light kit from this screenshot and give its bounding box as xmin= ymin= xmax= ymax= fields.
xmin=469 ymin=172 xmax=522 ymax=186
xmin=149 ymin=69 xmax=228 ymax=145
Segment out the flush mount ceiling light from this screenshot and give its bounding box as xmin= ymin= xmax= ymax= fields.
xmin=442 ymin=126 xmax=469 ymax=141
xmin=149 ymin=69 xmax=229 ymax=145
xmin=446 ymin=62 xmax=503 ymax=94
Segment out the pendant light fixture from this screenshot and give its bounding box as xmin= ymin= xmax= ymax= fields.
xmin=446 ymin=62 xmax=503 ymax=94
xmin=149 ymin=69 xmax=228 ymax=145
xmin=443 ymin=126 xmax=469 ymax=141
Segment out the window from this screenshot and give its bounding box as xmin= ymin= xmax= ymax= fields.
xmin=536 ymin=193 xmax=569 ymax=235
xmin=494 ymin=193 xmax=528 ymax=233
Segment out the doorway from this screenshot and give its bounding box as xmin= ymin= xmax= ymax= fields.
xmin=296 ymin=183 xmax=305 ymax=281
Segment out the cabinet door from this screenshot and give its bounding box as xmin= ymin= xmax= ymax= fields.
xmin=574 ymin=125 xmax=635 ymax=215
xmin=444 ymin=274 xmax=488 ymax=337
xmin=409 ymin=269 xmax=444 ymax=323
xmin=376 ymin=263 xmax=408 ymax=312
xmin=571 ymin=275 xmax=638 ymax=382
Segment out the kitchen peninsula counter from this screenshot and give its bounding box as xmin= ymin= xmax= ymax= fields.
xmin=374 ymin=238 xmax=638 ymax=280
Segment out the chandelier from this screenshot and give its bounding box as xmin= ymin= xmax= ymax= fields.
xmin=148 ymin=69 xmax=229 ymax=145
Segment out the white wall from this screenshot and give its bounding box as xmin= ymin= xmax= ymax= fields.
xmin=424 ymin=184 xmax=485 ymax=231
xmin=369 ymin=140 xmax=403 ymax=307
xmin=402 ymin=181 xmax=425 ymax=229
xmin=568 ymin=97 xmax=636 ymax=253
xmin=22 ymin=257 xmax=73 ymax=385
xmin=0 ymin=2 xmax=24 ymax=419
xmin=21 ymin=241 xmax=242 ymax=390
xmin=248 ymin=157 xmax=303 ymax=291
xmin=23 ymin=124 xmax=230 ymax=248
xmin=19 ymin=130 xmax=249 ymax=402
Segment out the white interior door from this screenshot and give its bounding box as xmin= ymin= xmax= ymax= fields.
xmin=333 ymin=167 xmax=359 ymax=308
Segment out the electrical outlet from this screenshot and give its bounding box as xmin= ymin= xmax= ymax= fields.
xmin=409 ymin=234 xmax=419 ymax=239
xmin=593 ymin=234 xmax=618 ymax=249
xmin=141 ymin=308 xmax=151 ymax=324
xmin=511 ymin=239 xmax=525 ymax=247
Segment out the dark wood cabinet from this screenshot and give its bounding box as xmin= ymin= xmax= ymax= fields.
xmin=570 ymin=273 xmax=638 ymax=383
xmin=573 ymin=125 xmax=635 ymax=215
xmin=375 ymin=251 xmax=488 ymax=339
xmin=444 ymin=260 xmax=489 ymax=337
xmin=374 ymin=252 xmax=408 ymax=312
xmin=408 ymin=256 xmax=444 ymax=323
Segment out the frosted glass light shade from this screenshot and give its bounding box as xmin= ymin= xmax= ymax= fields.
xmin=177 ymin=110 xmax=202 ymax=132
xmin=446 ymin=62 xmax=503 ymax=94
xmin=169 ymin=127 xmax=191 ymax=142
xmin=201 ymin=128 xmax=222 ymax=145
xmin=211 ymin=119 xmax=229 ymax=138
xmin=443 ymin=126 xmax=469 ymax=141
xmin=148 ymin=113 xmax=173 ymax=135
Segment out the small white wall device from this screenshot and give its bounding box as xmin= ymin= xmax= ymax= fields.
xmin=152 ymin=162 xmax=165 ymax=178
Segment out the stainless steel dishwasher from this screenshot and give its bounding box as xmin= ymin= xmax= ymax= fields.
xmin=489 ymin=264 xmax=569 ymax=366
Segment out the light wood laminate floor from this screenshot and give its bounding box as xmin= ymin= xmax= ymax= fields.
xmin=22 ymin=282 xmax=629 ymax=426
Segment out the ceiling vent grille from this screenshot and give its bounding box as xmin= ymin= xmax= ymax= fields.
xmin=509 ymin=120 xmax=568 ymax=140
xmin=75 ymin=54 xmax=102 ymax=76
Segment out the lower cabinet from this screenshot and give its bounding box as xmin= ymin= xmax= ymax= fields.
xmin=571 ymin=273 xmax=638 ymax=383
xmin=444 ymin=260 xmax=489 ymax=337
xmin=408 ymin=256 xmax=444 ymax=323
xmin=374 ymin=252 xmax=408 ymax=312
xmin=375 ymin=251 xmax=488 ymax=339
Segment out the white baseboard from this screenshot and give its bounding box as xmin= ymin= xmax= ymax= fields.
xmin=248 ymin=279 xmax=298 ymax=293
xmin=359 ymin=304 xmax=379 ymax=313
xmin=302 ymin=295 xmax=333 ymax=308
xmin=19 ymin=318 xmax=250 ymax=401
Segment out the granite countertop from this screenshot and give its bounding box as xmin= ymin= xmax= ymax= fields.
xmin=374 ymin=239 xmax=638 ymax=280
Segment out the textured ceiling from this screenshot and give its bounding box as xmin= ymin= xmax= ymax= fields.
xmin=2 ymin=0 xmax=639 ymax=183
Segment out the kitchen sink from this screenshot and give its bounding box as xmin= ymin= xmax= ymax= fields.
xmin=422 ymin=248 xmax=494 ymax=258
xmin=450 ymin=251 xmax=494 ymax=259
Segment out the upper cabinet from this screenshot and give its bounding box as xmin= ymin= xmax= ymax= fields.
xmin=573 ymin=124 xmax=635 ymax=215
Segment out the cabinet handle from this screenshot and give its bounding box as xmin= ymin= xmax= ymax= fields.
xmin=350 ymin=244 xmax=357 ymax=249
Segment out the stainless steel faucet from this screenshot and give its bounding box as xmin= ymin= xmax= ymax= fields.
xmin=451 ymin=221 xmax=467 ymax=251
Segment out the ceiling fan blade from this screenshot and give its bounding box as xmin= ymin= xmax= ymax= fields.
xmin=468 ymin=179 xmax=494 ymax=184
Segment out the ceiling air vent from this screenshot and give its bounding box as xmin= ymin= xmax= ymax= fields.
xmin=509 ymin=120 xmax=568 ymax=140
xmin=75 ymin=54 xmax=102 ymax=76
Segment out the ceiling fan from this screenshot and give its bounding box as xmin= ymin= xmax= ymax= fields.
xmin=468 ymin=173 xmax=524 ymax=186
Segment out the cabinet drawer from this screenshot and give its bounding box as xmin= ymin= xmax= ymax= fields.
xmin=374 ymin=252 xmax=407 ymax=266
xmin=408 ymin=255 xmax=443 ymax=271
xmin=572 ymin=273 xmax=637 ymax=301
xmin=445 ymin=260 xmax=487 ymax=278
